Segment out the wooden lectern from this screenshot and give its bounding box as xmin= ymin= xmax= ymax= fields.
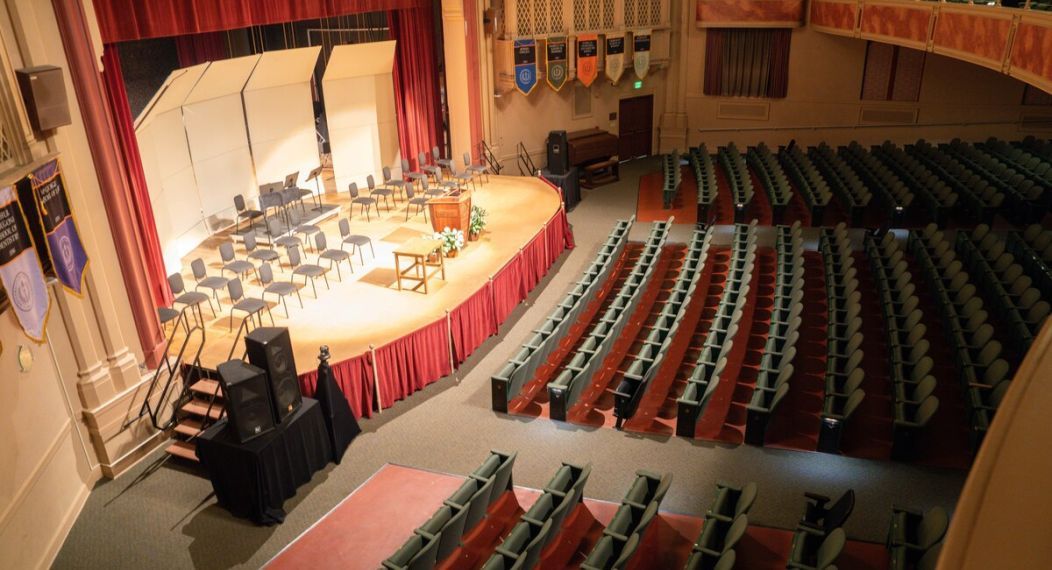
xmin=427 ymin=188 xmax=472 ymax=232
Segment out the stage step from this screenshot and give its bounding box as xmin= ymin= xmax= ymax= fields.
xmin=165 ymin=440 xmax=198 ymax=462
xmin=181 ymin=400 xmax=223 ymax=421
xmin=190 ymin=379 xmax=222 ymax=398
xmin=173 ymin=418 xmax=205 ymax=438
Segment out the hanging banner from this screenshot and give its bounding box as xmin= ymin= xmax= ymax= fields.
xmin=546 ymin=36 xmax=568 ymax=92
xmin=605 ymin=33 xmax=626 ymax=84
xmin=633 ymin=30 xmax=652 ymax=80
xmin=29 ymin=159 xmax=89 ymax=296
xmin=0 ymin=184 xmax=51 ymax=342
xmin=514 ymin=38 xmax=538 ymax=95
xmin=576 ymin=34 xmax=599 ymax=87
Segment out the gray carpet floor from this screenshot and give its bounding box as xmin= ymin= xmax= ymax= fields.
xmin=53 ymin=158 xmax=967 ymax=569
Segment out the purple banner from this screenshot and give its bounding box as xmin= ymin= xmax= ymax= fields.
xmin=30 ymin=158 xmax=88 ymax=294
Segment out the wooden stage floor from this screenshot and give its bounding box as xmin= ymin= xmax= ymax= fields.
xmin=168 ymin=174 xmax=562 ymax=374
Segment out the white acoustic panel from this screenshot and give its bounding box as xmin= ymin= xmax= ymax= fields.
xmin=182 ymin=55 xmax=261 ymax=224
xmin=243 ymin=47 xmax=321 ymax=191
xmin=323 ymin=42 xmax=400 ymax=195
xmin=134 ymin=63 xmax=209 ymax=273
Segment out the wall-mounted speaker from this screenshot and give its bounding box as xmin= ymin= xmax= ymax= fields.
xmin=246 ymin=327 xmax=303 ymax=424
xmin=15 ymin=66 xmax=71 ymax=132
xmin=217 ymin=360 xmax=275 ymax=443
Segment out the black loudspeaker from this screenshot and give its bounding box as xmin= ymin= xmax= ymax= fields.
xmin=246 ymin=327 xmax=303 ymax=424
xmin=217 ymin=360 xmax=275 ymax=443
xmin=546 ymin=130 xmax=569 ymax=175
xmin=15 ymin=66 xmax=71 ymax=132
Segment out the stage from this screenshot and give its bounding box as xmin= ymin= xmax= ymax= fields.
xmin=168 ymin=173 xmax=565 ymax=381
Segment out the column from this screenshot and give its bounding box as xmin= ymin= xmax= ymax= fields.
xmin=442 ymin=0 xmax=473 ymax=159
xmin=659 ymin=0 xmax=692 ymax=152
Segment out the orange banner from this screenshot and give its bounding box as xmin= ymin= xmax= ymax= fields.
xmin=576 ymin=34 xmax=598 ymax=87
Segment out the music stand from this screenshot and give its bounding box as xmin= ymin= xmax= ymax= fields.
xmin=305 ymin=166 xmax=325 ymax=209
xmin=259 ymin=181 xmax=289 ymax=231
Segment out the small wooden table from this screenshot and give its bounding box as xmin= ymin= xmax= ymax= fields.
xmin=394 ymin=237 xmax=447 ymax=294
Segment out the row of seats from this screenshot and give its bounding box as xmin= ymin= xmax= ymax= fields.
xmin=956 ymin=229 xmax=1044 ymax=351
xmin=676 ymin=221 xmax=759 ymax=438
xmin=840 ymin=142 xmax=915 ymax=220
xmin=871 ymin=142 xmax=958 ymax=225
xmin=581 ymin=470 xmax=673 ymax=569
xmin=686 ymin=481 xmax=758 ymax=569
xmin=866 ymin=233 xmax=940 ymax=460
xmin=808 ymin=143 xmax=873 ymax=224
xmin=978 ymin=137 xmax=1052 ymax=188
xmin=1018 ymin=223 xmax=1052 ymax=268
xmin=482 ymin=462 xmax=592 ymax=569
xmin=747 ymin=143 xmax=794 ymax=214
xmin=1018 ymin=135 xmax=1052 ymax=162
xmin=689 ymin=145 xmax=719 ymax=209
xmin=906 ymin=140 xmax=1003 ymax=225
xmin=975 ymin=226 xmax=1052 ymax=319
xmin=745 ymin=222 xmax=805 ymax=446
xmin=886 ymin=505 xmax=948 ymax=570
xmin=717 ymin=143 xmax=755 ymax=221
xmin=908 ymin=225 xmax=1013 ymax=446
xmin=1009 ymin=226 xmax=1052 ymax=300
xmin=548 ymin=221 xmax=672 ymax=421
xmin=778 ymin=144 xmax=832 ymax=223
xmin=613 ymin=227 xmax=713 ymax=428
xmin=383 ymin=450 xmax=518 ymax=570
xmin=491 ymin=218 xmax=634 ymax=413
xmin=663 ymin=151 xmax=683 ymax=209
xmin=816 ymin=224 xmax=866 ymax=453
xmin=942 ymin=139 xmax=1046 ymax=223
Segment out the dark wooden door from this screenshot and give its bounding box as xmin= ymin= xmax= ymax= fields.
xmin=618 ymin=95 xmax=654 ymax=160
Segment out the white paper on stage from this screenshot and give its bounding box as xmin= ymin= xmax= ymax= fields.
xmin=323 ymin=41 xmax=400 ymax=195
xmin=182 ymin=55 xmax=261 ymax=229
xmin=243 ymin=47 xmax=322 ymax=192
xmin=135 ymin=63 xmax=209 ymax=273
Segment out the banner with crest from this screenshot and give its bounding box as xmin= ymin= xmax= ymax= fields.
xmin=514 ymin=38 xmax=538 ymax=95
xmin=633 ymin=30 xmax=652 ymax=79
xmin=545 ymin=36 xmax=568 ymax=91
xmin=0 ymin=184 xmax=50 ymax=342
xmin=605 ymin=33 xmax=626 ymax=84
xmin=576 ymin=34 xmax=599 ymax=87
xmin=29 ymin=158 xmax=88 ymax=296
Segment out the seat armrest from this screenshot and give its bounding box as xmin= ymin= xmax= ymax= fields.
xmin=804 ymin=492 xmax=830 ymax=505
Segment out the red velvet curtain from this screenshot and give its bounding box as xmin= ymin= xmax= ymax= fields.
xmin=374 ymin=318 xmax=452 ymax=406
xmin=298 ymin=353 xmax=375 ymax=418
xmin=703 ymin=30 xmax=726 ymax=96
xmin=389 ymin=7 xmax=443 ymax=170
xmin=521 ymin=232 xmax=548 ymax=294
xmin=492 ymin=256 xmax=527 ymax=325
xmin=768 ymin=30 xmax=792 ymax=99
xmin=175 ymin=31 xmax=230 ymax=67
xmin=93 ymin=0 xmax=428 ymax=43
xmin=101 ymin=47 xmax=173 ymax=308
xmin=450 ymin=285 xmax=497 ymax=365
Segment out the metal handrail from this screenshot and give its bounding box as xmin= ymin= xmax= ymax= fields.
xmin=128 ymin=305 xmax=206 ymax=431
xmin=481 ymin=140 xmax=503 ymax=175
xmin=516 ymin=141 xmax=537 ymax=176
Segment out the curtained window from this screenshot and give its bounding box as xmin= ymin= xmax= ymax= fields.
xmin=703 ymin=29 xmax=791 ymax=99
xmin=860 ymin=42 xmax=925 ymax=102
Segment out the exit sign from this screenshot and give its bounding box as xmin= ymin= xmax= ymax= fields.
xmin=633 ymin=80 xmax=643 ymax=89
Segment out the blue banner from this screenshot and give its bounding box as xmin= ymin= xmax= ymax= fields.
xmin=0 ymin=185 xmax=50 ymax=342
xmin=29 ymin=158 xmax=89 ymax=296
xmin=514 ymin=38 xmax=538 ymax=95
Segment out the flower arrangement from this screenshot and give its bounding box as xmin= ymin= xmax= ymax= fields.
xmin=434 ymin=227 xmax=465 ymax=257
xmin=469 ymin=205 xmax=488 ymax=240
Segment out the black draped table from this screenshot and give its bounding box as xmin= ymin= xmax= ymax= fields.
xmin=196 ymin=398 xmax=332 ymax=525
xmin=542 ymin=167 xmax=580 ymax=211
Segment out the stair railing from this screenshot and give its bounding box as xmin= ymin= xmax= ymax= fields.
xmin=516 ymin=141 xmax=538 ymax=176
xmin=481 ymin=140 xmax=503 ymax=175
xmin=127 ymin=304 xmax=207 ymax=431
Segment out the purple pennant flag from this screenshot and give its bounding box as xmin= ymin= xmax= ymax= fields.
xmin=30 ymin=159 xmax=88 ymax=295
xmin=0 ymin=185 xmax=50 ymax=342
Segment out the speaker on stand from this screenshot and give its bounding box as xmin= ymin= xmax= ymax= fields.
xmin=246 ymin=327 xmax=304 ymax=424
xmin=217 ymin=360 xmax=276 ymax=443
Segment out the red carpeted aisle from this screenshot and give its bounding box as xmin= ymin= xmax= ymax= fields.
xmin=710 ymin=163 xmax=737 ymax=225
xmin=903 ymin=254 xmax=974 ymax=470
xmin=568 ymin=246 xmax=685 ymax=428
xmin=625 ymin=247 xmax=730 ymax=436
xmin=693 ymin=248 xmax=776 ymax=444
xmin=781 ymin=178 xmax=815 ymax=228
xmin=636 ymin=168 xmax=698 ymax=224
xmin=838 ymin=251 xmax=895 ymax=461
xmin=764 ymin=250 xmax=828 ymax=452
xmin=508 ymin=244 xmax=641 ymax=417
xmin=746 ymin=167 xmax=775 ymax=226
